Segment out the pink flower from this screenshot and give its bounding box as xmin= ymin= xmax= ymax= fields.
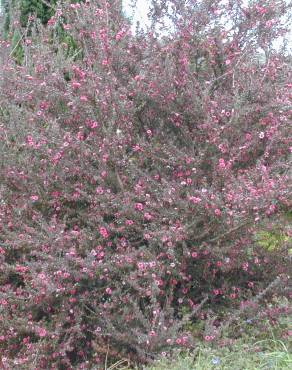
xmin=144 ymin=212 xmax=153 ymax=220
xmin=70 ymin=3 xmax=81 ymax=9
xmin=30 ymin=195 xmax=39 ymax=201
xmin=99 ymin=226 xmax=109 ymax=239
xmin=189 ymin=196 xmax=202 ymax=204
xmin=15 ymin=265 xmax=28 ymax=273
xmin=72 ymin=81 xmax=81 ymax=89
xmin=36 ymin=327 xmax=47 ymax=337
xmin=47 ymin=17 xmax=55 ymax=26
xmin=214 ymin=208 xmax=221 ymax=216
xmin=105 ymin=288 xmax=112 ymax=295
xmin=135 ymin=203 xmax=144 ymax=211
xmin=115 ymin=29 xmax=126 ymax=41
xmin=96 ymin=186 xmax=104 ymax=194
xmin=204 ymin=335 xmax=215 ymax=341
xmin=133 ymin=144 xmax=142 ymax=152
xmin=72 ymin=65 xmax=86 ymax=79
xmin=26 ymin=135 xmax=34 ymax=146
xmin=256 ymin=6 xmax=267 ymax=15
xmin=242 ymin=262 xmax=249 ymax=271
xmin=40 ymin=101 xmax=49 ymax=110
xmin=218 ymin=158 xmax=226 ymax=169
xmin=80 ymin=96 xmax=88 ymax=102
xmin=76 ymin=131 xmax=84 ymax=141
xmin=155 ymin=279 xmax=163 ymax=287
xmin=218 ymin=144 xmax=227 ymax=153
xmin=89 ymin=120 xmax=98 ymax=128
xmin=137 ymin=262 xmax=145 ymax=271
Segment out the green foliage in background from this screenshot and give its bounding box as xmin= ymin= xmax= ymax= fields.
xmin=20 ymin=0 xmax=57 ymax=27
xmin=1 ymin=0 xmax=56 ymax=36
xmin=255 ymin=211 xmax=292 ymax=255
xmin=1 ymin=0 xmax=82 ymax=62
xmin=256 ymin=230 xmax=290 ymax=252
xmin=2 ymin=0 xmax=125 ymax=62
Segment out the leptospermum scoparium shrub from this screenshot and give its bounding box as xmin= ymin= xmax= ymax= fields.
xmin=0 ymin=0 xmax=291 ymax=368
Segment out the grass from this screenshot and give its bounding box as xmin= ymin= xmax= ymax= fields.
xmin=144 ymin=339 xmax=292 ymax=370
xmin=106 ymin=338 xmax=292 ymax=370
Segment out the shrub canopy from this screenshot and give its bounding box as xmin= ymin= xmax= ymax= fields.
xmin=0 ymin=0 xmax=291 ymax=367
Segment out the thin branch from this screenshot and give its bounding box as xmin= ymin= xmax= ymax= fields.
xmin=207 ymin=220 xmax=251 ymax=243
xmin=9 ymin=33 xmax=25 ymax=58
xmin=104 ymin=342 xmax=110 ymax=370
xmin=217 ymin=275 xmax=284 ymax=337
xmin=179 ymin=295 xmax=209 ymax=330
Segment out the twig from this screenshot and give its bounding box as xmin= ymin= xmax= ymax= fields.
xmin=108 ymin=359 xmax=130 ymax=370
xmin=104 ymin=342 xmax=110 ymax=370
xmin=207 ymin=220 xmax=251 ymax=243
xmin=9 ymin=33 xmax=25 ymax=58
xmin=179 ymin=295 xmax=209 ymax=330
xmin=260 ymin=55 xmax=271 ymax=84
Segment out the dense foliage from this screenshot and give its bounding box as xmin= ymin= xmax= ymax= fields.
xmin=0 ymin=0 xmax=291 ymax=368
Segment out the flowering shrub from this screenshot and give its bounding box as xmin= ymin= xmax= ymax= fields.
xmin=0 ymin=0 xmax=291 ymax=367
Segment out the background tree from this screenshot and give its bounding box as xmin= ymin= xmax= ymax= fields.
xmin=1 ymin=0 xmax=57 ymax=30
